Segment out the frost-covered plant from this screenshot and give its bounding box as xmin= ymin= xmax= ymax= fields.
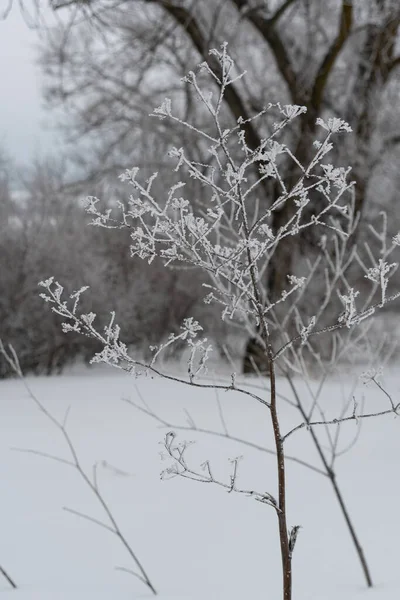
xmin=39 ymin=44 xmax=400 ymax=600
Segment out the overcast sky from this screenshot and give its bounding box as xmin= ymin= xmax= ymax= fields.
xmin=0 ymin=7 xmax=59 ymax=164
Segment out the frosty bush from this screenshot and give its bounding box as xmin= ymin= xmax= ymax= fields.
xmin=39 ymin=44 xmax=400 ymax=600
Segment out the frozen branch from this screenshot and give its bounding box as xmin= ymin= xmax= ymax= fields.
xmin=160 ymin=432 xmax=281 ymax=513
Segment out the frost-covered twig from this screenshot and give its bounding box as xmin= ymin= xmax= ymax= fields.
xmin=282 ymin=399 xmax=399 ymax=443
xmin=160 ymin=432 xmax=282 ymax=513
xmin=274 ymin=288 xmax=400 ymax=363
xmin=369 ymin=374 xmax=396 ymax=411
xmin=38 ymin=278 xmax=271 ymax=408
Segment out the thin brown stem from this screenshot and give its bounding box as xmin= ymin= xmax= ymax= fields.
xmin=282 ymin=404 xmax=400 ymax=442
xmin=123 ymin=396 xmax=327 ymax=477
xmin=0 ymin=564 xmax=17 ymax=589
xmin=285 ymin=374 xmax=373 ymax=587
xmin=0 ymin=340 xmax=157 ymax=596
xmin=267 ymin=351 xmax=291 ymax=600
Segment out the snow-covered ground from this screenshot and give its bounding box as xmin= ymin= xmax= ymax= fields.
xmin=1 ymin=364 xmax=400 ymax=599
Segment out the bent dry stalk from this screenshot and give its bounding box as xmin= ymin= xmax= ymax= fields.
xmin=287 ymin=374 xmax=373 ymax=587
xmin=0 ymin=340 xmax=157 ymax=597
xmin=0 ymin=564 xmax=17 ymax=589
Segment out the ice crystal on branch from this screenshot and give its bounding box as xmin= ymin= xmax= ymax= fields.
xmin=299 ymin=316 xmax=316 ymax=346
xmin=316 ymin=117 xmax=352 ymax=133
xmin=180 ymin=318 xmax=203 ymax=339
xmin=152 ymin=98 xmax=172 ymax=120
xmin=392 ymin=233 xmax=400 ymax=246
xmin=280 ymin=104 xmax=307 ymax=120
xmin=365 ymin=259 xmax=397 ymax=306
xmin=360 ymin=367 xmax=383 ymax=385
xmin=338 ymin=288 xmax=359 ymax=328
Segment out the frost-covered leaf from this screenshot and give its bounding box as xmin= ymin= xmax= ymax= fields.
xmin=258 ymin=224 xmax=275 ymax=240
xmin=171 ymin=197 xmax=189 ymax=210
xmin=393 ymin=233 xmax=400 ymax=246
xmin=61 ymin=322 xmax=81 ymax=334
xmin=151 ymin=98 xmax=172 ymax=120
xmin=287 ymin=275 xmax=306 ymax=289
xmin=38 ymin=276 xmax=55 ymax=289
xmin=119 ymin=167 xmax=140 ymax=183
xmin=338 ymin=288 xmax=359 ymax=327
xmin=316 ymin=117 xmax=352 ymax=133
xmin=280 ymin=104 xmax=307 ymax=120
xmin=365 ymin=259 xmax=397 ymax=285
xmin=181 ymin=317 xmax=203 ymax=339
xmin=81 ymin=312 xmax=96 ymax=327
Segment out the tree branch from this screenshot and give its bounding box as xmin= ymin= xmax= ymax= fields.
xmin=310 ymin=1 xmax=353 ymax=113
xmin=282 ymin=402 xmax=400 ymax=443
xmin=149 ymin=0 xmax=264 ymax=152
xmin=0 ymin=340 xmax=157 ymax=596
xmin=388 ymin=55 xmax=400 ymax=73
xmin=269 ymin=0 xmax=298 ymax=26
xmin=232 ymin=0 xmax=298 ymax=102
xmin=123 ymin=395 xmax=327 ymax=476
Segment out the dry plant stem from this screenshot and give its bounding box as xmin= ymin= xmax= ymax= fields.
xmin=285 ymin=374 xmax=373 ymax=587
xmin=0 ymin=564 xmax=17 ymax=589
xmin=0 ymin=341 xmax=157 ymax=596
xmin=124 ymin=395 xmax=327 ymax=477
xmin=283 ymin=404 xmax=400 ymax=440
xmin=267 ymin=350 xmax=291 ymax=600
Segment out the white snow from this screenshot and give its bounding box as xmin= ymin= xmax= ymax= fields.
xmin=1 ymin=365 xmax=400 ymax=599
